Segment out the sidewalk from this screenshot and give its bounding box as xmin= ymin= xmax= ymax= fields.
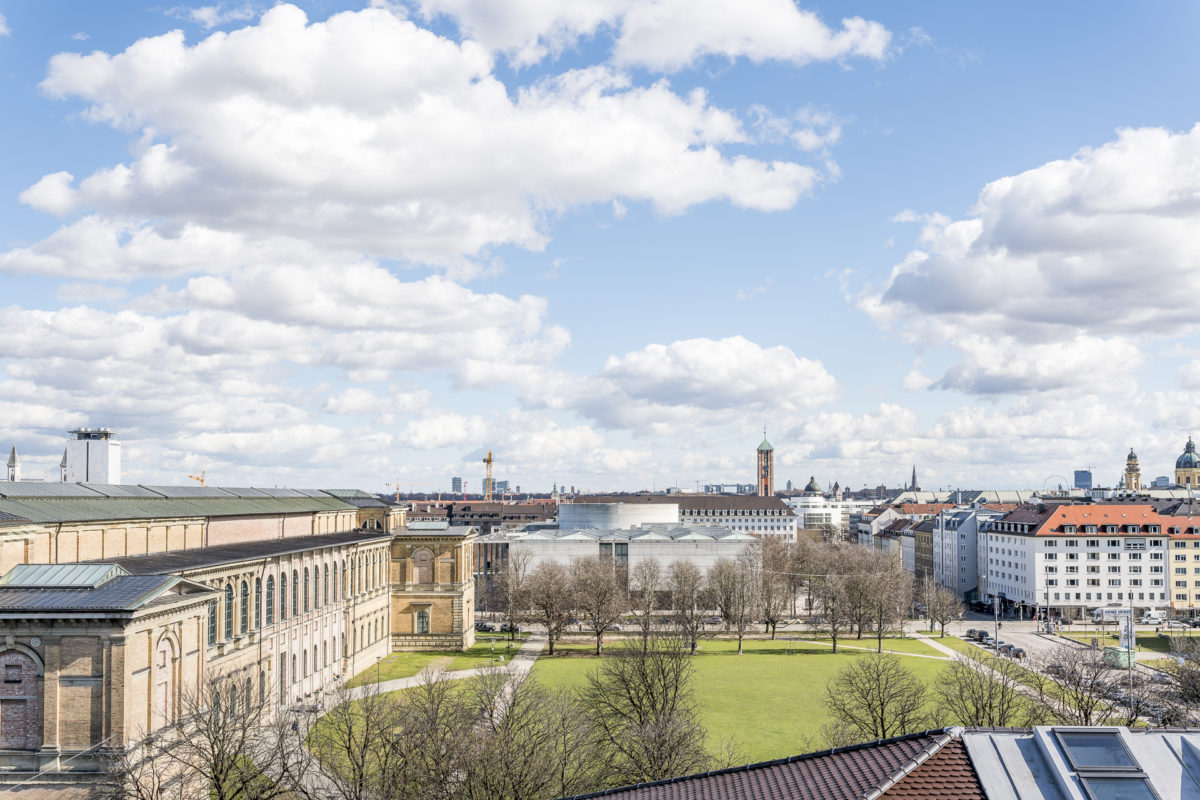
xmin=344 ymin=634 xmax=547 ymax=700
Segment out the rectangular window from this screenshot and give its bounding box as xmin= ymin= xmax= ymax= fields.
xmin=3 ymin=665 xmax=20 ymax=684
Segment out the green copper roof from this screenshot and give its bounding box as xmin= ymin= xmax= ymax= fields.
xmin=758 ymin=437 xmax=774 ymax=452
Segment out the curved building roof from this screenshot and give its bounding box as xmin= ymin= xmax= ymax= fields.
xmin=1179 ymin=437 xmax=1200 ymax=470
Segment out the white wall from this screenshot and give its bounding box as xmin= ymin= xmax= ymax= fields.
xmin=558 ymin=503 xmax=679 ymax=529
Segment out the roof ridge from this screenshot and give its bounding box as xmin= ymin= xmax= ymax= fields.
xmin=554 ymin=728 xmax=956 ymax=800
xmin=860 ymin=727 xmax=961 ymax=800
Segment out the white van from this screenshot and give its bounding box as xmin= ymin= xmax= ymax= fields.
xmin=1140 ymin=608 xmax=1166 ymax=624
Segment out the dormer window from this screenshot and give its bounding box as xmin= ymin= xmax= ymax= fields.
xmin=1062 ymin=525 xmax=1077 ymax=534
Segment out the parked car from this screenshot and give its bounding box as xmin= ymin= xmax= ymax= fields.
xmin=965 ymin=628 xmax=980 ymax=639
xmin=1011 ymin=647 xmax=1026 ymax=659
xmin=499 ymin=623 xmax=521 ymax=633
xmin=474 ymin=622 xmax=496 ymax=632
xmin=703 ymin=616 xmax=723 ymax=625
xmin=1167 ymin=619 xmax=1190 ymax=629
xmin=997 ymin=643 xmax=1015 ymax=656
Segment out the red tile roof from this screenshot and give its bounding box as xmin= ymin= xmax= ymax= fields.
xmin=556 ymin=730 xmax=973 ymax=800
xmin=879 ymin=737 xmax=985 ymax=799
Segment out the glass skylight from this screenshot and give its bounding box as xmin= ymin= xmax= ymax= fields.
xmin=1056 ymin=730 xmax=1138 ymax=771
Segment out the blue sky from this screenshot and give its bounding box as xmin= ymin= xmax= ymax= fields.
xmin=1 ymin=1 xmax=1199 ymax=493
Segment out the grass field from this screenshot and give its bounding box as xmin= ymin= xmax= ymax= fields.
xmin=347 ymin=635 xmax=519 ymax=687
xmin=530 ymin=637 xmax=950 ymax=762
xmin=1059 ymin=632 xmax=1177 ymax=657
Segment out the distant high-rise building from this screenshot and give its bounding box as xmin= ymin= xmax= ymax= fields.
xmin=64 ymin=428 xmax=120 ymax=484
xmin=785 ymin=479 xmax=793 ymax=491
xmin=1073 ymin=470 xmax=1093 ymax=490
xmin=757 ymin=430 xmax=774 ymax=496
xmin=1152 ymin=475 xmax=1171 ymax=489
xmin=495 ymin=480 xmax=510 ymax=492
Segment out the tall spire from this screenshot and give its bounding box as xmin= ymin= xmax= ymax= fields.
xmin=910 ymin=465 xmax=920 ymax=492
xmin=6 ymin=447 xmax=18 ymax=482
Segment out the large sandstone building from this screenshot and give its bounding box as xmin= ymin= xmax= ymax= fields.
xmin=0 ymin=482 xmax=475 ymax=794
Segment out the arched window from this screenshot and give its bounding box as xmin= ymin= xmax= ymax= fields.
xmin=292 ymin=569 xmax=299 ymax=617
xmin=279 ymin=654 xmax=287 ymax=702
xmin=312 ymin=645 xmax=318 ymax=674
xmin=292 ymin=654 xmax=297 ymax=683
xmin=333 ymin=562 xmax=339 ymax=601
xmin=239 ymin=581 xmax=249 ymax=635
xmin=323 ymin=564 xmax=329 ymax=606
xmin=303 ymin=568 xmax=310 ymax=613
xmin=223 ymin=584 xmax=234 ymax=640
xmin=340 ymin=632 xmax=345 ymax=657
xmin=254 ymin=578 xmax=262 ymax=630
xmin=416 ymin=609 xmax=430 ymax=634
xmin=244 ymin=677 xmax=253 ymax=713
xmin=314 ymin=565 xmax=320 ymax=609
xmin=413 ymin=549 xmax=433 ymax=584
xmin=207 ymin=602 xmax=217 ymax=645
xmin=259 ymin=671 xmax=266 ymax=704
xmin=279 ymin=574 xmax=287 ymax=621
xmin=302 ymin=650 xmax=308 ymax=678
xmin=322 ymin=640 xmax=327 ymax=667
xmin=350 ymin=559 xmax=356 ymax=596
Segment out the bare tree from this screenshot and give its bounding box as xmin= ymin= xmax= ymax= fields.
xmin=841 ymin=547 xmax=875 ymax=640
xmin=579 ymin=634 xmax=712 ymax=785
xmin=307 ymin=679 xmax=404 ymax=800
xmin=866 ymin=551 xmax=911 ymax=653
xmin=137 ymin=672 xmax=314 ymax=800
xmin=934 ymin=655 xmax=1050 ymax=728
xmin=1035 ymin=646 xmax=1148 ymax=726
xmin=823 ymin=654 xmax=929 ymax=747
xmin=572 ymin=556 xmax=626 ymax=655
xmin=497 ymin=550 xmax=532 ymax=640
xmin=527 ymin=561 xmax=575 ymax=655
xmin=668 ymin=560 xmax=706 ymax=654
xmin=392 ymin=669 xmax=480 ymax=800
xmin=708 ymin=556 xmax=753 ymax=654
xmin=923 ymin=577 xmax=962 ymax=637
xmin=811 ymin=543 xmax=852 ymax=653
xmin=459 ymin=670 xmax=601 ymax=800
xmin=753 ymin=538 xmax=792 ymax=639
xmin=630 ymin=558 xmax=664 ymax=648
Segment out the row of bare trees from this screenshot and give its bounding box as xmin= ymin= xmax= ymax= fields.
xmin=493 ymin=538 xmax=962 ymax=656
xmin=102 ymin=634 xmax=713 ymax=800
xmin=821 ymin=638 xmax=1200 ymax=747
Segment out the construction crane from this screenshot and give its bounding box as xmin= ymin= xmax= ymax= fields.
xmin=482 ymin=451 xmax=495 ymax=502
xmin=386 ymin=480 xmax=419 ymax=502
xmin=187 ymin=470 xmax=207 ymax=487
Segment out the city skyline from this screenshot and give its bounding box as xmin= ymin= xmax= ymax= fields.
xmin=2 ymin=3 xmax=1199 ymax=492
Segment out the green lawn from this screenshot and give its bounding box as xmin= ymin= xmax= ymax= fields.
xmin=345 ymin=652 xmax=448 ymax=687
xmin=530 ymin=638 xmax=950 ymax=762
xmin=1059 ymin=632 xmax=1177 ymax=657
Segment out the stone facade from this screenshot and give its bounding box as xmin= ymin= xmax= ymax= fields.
xmin=389 ymin=528 xmax=476 ymax=651
xmin=0 ymin=486 xmax=477 ymax=793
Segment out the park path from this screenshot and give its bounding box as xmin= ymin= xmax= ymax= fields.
xmin=344 ymin=634 xmax=547 ymax=701
xmin=789 ymin=637 xmax=950 ymax=661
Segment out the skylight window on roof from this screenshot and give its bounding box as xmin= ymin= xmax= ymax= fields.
xmin=1055 ymin=730 xmax=1138 ymax=771
xmin=1080 ymin=776 xmax=1159 ymax=800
